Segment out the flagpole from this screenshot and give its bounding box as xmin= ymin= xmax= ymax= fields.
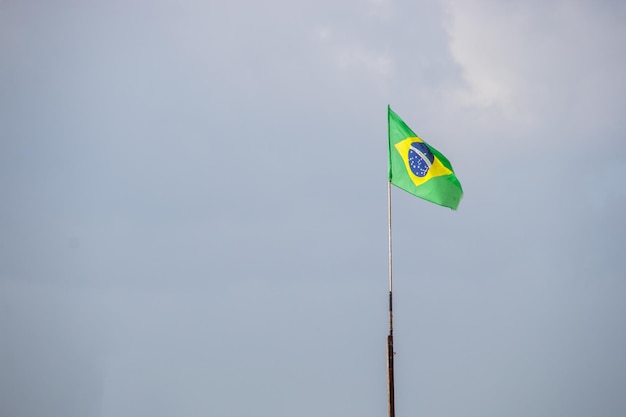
xmin=387 ymin=180 xmax=396 ymax=417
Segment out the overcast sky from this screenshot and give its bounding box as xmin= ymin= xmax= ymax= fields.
xmin=1 ymin=0 xmax=625 ymax=416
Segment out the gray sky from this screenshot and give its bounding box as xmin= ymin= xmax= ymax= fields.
xmin=1 ymin=0 xmax=625 ymax=416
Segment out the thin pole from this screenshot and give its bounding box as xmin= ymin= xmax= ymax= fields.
xmin=387 ymin=180 xmax=395 ymax=417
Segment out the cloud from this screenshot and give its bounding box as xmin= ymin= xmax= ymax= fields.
xmin=444 ymin=0 xmax=626 ymax=134
xmin=445 ymin=0 xmax=521 ymax=109
xmin=366 ymin=0 xmax=394 ymax=20
xmin=312 ymin=25 xmax=395 ymax=91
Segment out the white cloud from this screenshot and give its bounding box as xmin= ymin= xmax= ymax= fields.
xmin=444 ymin=1 xmax=522 ymax=109
xmin=366 ymin=0 xmax=393 ymax=20
xmin=444 ymin=0 xmax=626 ymax=131
xmin=311 ymin=24 xmax=395 ymax=90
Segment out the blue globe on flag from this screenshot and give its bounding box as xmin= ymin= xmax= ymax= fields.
xmin=408 ymin=142 xmax=434 ymax=177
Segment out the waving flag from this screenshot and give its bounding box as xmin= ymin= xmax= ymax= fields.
xmin=388 ymin=106 xmax=463 ymax=210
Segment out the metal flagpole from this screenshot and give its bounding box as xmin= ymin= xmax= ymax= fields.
xmin=387 ymin=180 xmax=396 ymax=417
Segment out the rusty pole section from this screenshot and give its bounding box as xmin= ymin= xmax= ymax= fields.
xmin=387 ymin=292 xmax=395 ymax=417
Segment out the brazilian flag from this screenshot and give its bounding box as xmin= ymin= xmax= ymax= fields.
xmin=388 ymin=106 xmax=463 ymax=210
